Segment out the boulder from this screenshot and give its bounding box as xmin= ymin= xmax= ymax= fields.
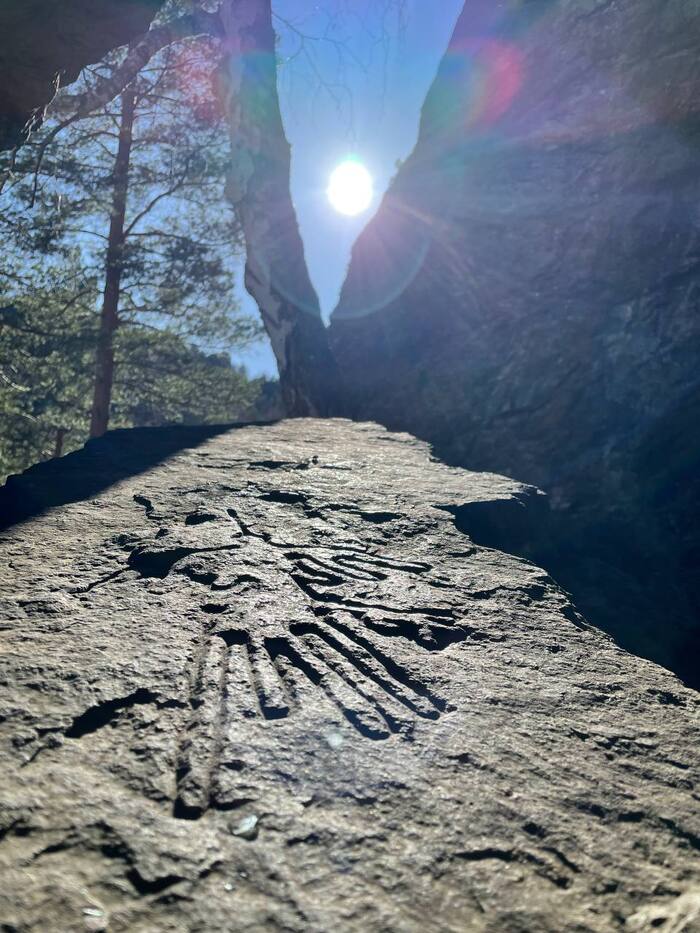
xmin=330 ymin=0 xmax=700 ymax=684
xmin=0 ymin=0 xmax=163 ymax=150
xmin=1 ymin=420 xmax=698 ymax=931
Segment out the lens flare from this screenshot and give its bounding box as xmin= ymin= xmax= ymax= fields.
xmin=426 ymin=38 xmax=525 ymax=138
xmin=327 ymin=159 xmax=374 ymax=216
xmin=466 ymin=39 xmax=524 ymax=128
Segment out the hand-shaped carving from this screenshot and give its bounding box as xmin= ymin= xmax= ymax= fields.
xmin=124 ymin=494 xmax=470 ymax=819
xmin=175 ymin=612 xmax=449 ymax=819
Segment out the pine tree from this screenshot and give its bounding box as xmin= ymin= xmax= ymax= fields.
xmin=1 ymin=37 xmax=262 ymax=442
xmin=2 ymin=0 xmax=408 ymax=417
xmin=0 ymin=282 xmax=271 ymax=482
xmin=0 ymin=287 xmax=96 ymax=478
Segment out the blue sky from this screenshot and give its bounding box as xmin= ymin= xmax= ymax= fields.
xmin=235 ymin=0 xmax=463 ymax=378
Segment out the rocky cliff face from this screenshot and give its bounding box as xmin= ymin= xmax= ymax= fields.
xmin=330 ymin=0 xmax=700 ymax=685
xmin=1 ymin=420 xmax=699 ymax=931
xmin=0 ymin=0 xmax=163 ymax=150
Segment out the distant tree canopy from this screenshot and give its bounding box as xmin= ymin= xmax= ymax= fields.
xmin=0 ymin=286 xmax=270 ymax=483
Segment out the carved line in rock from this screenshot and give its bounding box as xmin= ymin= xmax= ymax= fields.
xmin=127 ymin=500 xmax=465 ymax=640
xmin=173 ymin=616 xmax=449 ymax=820
xmin=126 ymin=527 xmax=474 ymax=653
xmin=95 ymin=495 xmax=477 ymax=661
xmin=96 ymin=495 xmax=477 ymax=818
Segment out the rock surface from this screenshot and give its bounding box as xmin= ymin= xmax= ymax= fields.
xmin=330 ymin=0 xmax=700 ymax=686
xmin=1 ymin=419 xmax=699 ymax=932
xmin=0 ymin=0 xmax=163 ymax=150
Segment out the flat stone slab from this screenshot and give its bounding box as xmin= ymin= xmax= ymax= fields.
xmin=0 ymin=419 xmax=698 ymax=932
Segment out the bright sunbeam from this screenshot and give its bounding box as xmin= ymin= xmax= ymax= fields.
xmin=327 ymin=159 xmax=374 ymax=216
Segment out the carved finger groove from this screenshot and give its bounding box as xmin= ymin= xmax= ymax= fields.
xmin=337 ymin=553 xmax=431 ymax=575
xmin=247 ymin=636 xmax=290 ymax=720
xmin=278 ymin=638 xmax=391 ymax=740
xmin=287 ymin=550 xmax=381 ymax=582
xmin=300 ymin=632 xmax=414 ymax=734
xmin=302 ymin=618 xmax=445 ymax=716
xmin=174 ymin=635 xmax=227 ymax=820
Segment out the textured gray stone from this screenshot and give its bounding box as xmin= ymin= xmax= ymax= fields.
xmin=329 ymin=0 xmax=700 ymax=685
xmin=0 ymin=0 xmax=163 ymax=150
xmin=0 ymin=419 xmax=699 ymax=931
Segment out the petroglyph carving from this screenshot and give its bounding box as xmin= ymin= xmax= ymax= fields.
xmin=122 ymin=491 xmax=479 ymax=817
xmin=173 ymin=614 xmax=450 ymax=818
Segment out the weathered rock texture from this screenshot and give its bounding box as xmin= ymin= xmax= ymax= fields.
xmin=330 ymin=0 xmax=700 ymax=686
xmin=0 ymin=0 xmax=164 ymax=150
xmin=1 ymin=420 xmax=699 ymax=931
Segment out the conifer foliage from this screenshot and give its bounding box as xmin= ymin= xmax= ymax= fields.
xmin=0 ymin=34 xmax=264 ymax=478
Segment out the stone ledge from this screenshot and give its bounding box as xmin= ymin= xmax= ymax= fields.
xmin=0 ymin=419 xmax=698 ymax=932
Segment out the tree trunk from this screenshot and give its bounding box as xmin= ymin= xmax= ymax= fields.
xmin=218 ymin=0 xmax=343 ymax=417
xmin=53 ymin=427 xmax=67 ymax=458
xmin=89 ymin=85 xmax=136 ymax=438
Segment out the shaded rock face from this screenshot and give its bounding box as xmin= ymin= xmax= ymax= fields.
xmin=330 ymin=0 xmax=700 ymax=686
xmin=0 ymin=0 xmax=163 ymax=150
xmin=1 ymin=420 xmax=699 ymax=931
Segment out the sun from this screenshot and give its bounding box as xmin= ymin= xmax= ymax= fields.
xmin=327 ymin=159 xmax=374 ymax=216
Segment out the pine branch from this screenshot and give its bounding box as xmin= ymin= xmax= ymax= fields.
xmin=55 ymin=11 xmax=223 ymax=122
xmin=28 ymin=9 xmax=223 ymax=207
xmin=123 ymin=158 xmax=191 ymax=236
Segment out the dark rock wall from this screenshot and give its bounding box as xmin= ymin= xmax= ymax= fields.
xmin=0 ymin=0 xmax=164 ymax=150
xmin=330 ymin=0 xmax=700 ymax=684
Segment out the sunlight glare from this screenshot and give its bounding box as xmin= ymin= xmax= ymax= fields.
xmin=327 ymin=159 xmax=373 ymax=216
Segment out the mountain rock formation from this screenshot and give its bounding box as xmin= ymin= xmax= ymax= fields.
xmin=0 ymin=0 xmax=164 ymax=150
xmin=1 ymin=420 xmax=699 ymax=931
xmin=330 ymin=0 xmax=700 ymax=686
